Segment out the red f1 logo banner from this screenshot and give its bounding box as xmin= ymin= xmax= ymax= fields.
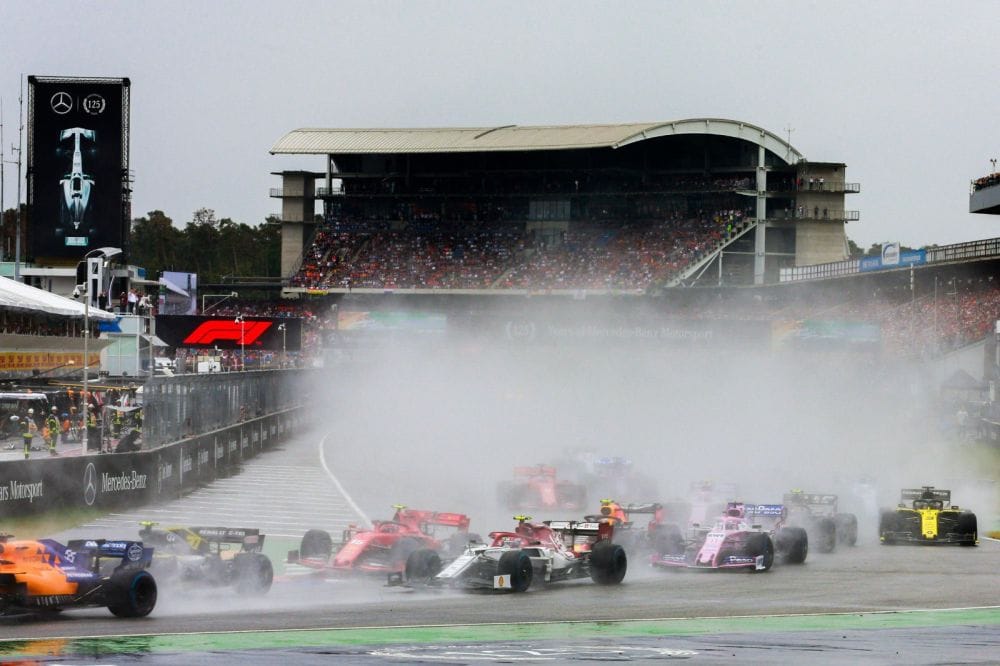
xmin=183 ymin=320 xmax=272 ymax=345
xmin=155 ymin=316 xmax=302 ymax=351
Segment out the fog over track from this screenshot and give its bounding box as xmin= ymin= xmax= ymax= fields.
xmin=13 ymin=334 xmax=997 ymax=648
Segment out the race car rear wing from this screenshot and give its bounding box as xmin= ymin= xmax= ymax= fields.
xmin=901 ymin=487 xmax=951 ymax=503
xmin=782 ymin=492 xmax=838 ymax=506
xmin=513 ymin=465 xmax=557 ymax=478
xmin=188 ymin=527 xmax=266 ymax=550
xmin=621 ymin=502 xmax=662 ymax=514
xmin=545 ymin=520 xmax=614 ymax=542
xmin=394 ymin=509 xmax=472 ymax=532
xmin=62 ymin=538 xmax=154 ymax=567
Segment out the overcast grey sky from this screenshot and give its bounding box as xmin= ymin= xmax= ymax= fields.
xmin=2 ymin=0 xmax=998 ymax=250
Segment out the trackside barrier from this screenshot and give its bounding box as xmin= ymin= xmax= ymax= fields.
xmin=0 ymin=407 xmax=304 ymax=518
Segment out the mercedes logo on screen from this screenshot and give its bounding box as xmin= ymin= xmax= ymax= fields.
xmin=83 ymin=462 xmax=97 ymax=506
xmin=50 ymin=91 xmax=73 ymax=115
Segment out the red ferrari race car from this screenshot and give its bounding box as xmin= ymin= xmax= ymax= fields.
xmin=398 ymin=515 xmax=627 ymax=592
xmin=497 ymin=465 xmax=587 ymax=511
xmin=287 ymin=506 xmax=475 ymax=578
xmin=0 ymin=534 xmax=157 ymax=617
xmin=651 ymin=502 xmax=808 ymax=572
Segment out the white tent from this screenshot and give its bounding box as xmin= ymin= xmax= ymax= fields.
xmin=0 ymin=276 xmax=116 ymax=320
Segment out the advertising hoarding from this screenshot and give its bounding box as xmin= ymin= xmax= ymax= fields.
xmin=155 ymin=316 xmax=303 ymax=351
xmin=27 ymin=76 xmax=130 ymax=261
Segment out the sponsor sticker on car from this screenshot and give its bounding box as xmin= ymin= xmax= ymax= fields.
xmin=493 ymin=575 xmax=512 ymax=589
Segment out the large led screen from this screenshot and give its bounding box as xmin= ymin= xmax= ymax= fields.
xmin=28 ymin=77 xmax=129 ymax=260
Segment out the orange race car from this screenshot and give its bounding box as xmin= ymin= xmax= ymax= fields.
xmin=0 ymin=534 xmax=157 ymax=617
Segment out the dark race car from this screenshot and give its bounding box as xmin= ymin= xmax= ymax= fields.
xmin=783 ymin=490 xmax=858 ymax=552
xmin=497 ymin=465 xmax=587 ymax=512
xmin=138 ymin=522 xmax=273 ymax=594
xmin=287 ymin=506 xmax=475 ymax=579
xmin=582 ymin=499 xmax=668 ymax=557
xmin=879 ymin=487 xmax=978 ymax=546
xmin=397 ymin=515 xmax=628 ymax=592
xmin=651 ymin=502 xmax=808 ymax=572
xmin=0 ymin=534 xmax=157 ymax=617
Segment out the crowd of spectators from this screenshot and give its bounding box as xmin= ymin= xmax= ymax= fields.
xmin=1 ymin=312 xmax=92 ymax=337
xmin=290 ymin=205 xmax=752 ymax=292
xmin=972 ymin=172 xmax=1000 ymax=192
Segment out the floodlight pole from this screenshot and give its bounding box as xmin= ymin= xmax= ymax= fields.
xmin=277 ymin=323 xmax=286 ymax=368
xmin=235 ymin=315 xmax=246 ymax=371
xmin=13 ymin=78 xmax=22 ymax=281
xmin=79 ymin=246 xmax=123 ymax=452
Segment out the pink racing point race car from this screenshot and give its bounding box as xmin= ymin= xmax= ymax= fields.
xmin=287 ymin=505 xmax=476 ymax=579
xmin=651 ymin=502 xmax=808 ymax=573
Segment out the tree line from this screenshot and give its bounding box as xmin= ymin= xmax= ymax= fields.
xmin=128 ymin=208 xmax=280 ymax=283
xmin=1 ymin=206 xmax=280 ymax=284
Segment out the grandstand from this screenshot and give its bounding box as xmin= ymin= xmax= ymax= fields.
xmin=267 ymin=121 xmax=1000 ymax=374
xmin=270 ymin=119 xmax=860 ymax=294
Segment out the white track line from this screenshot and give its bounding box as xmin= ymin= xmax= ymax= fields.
xmin=318 ymin=429 xmax=370 ymax=526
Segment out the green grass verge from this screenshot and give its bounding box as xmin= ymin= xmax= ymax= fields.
xmin=1 ymin=507 xmax=108 ymax=539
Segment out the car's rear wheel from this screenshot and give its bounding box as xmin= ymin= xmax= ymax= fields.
xmin=235 ymin=553 xmax=274 ymax=595
xmin=879 ymin=510 xmax=899 ymax=545
xmin=653 ymin=524 xmax=686 ymax=557
xmin=957 ymin=512 xmax=978 ymax=546
xmin=299 ymin=529 xmax=333 ymax=560
xmin=589 ymin=541 xmax=627 ymax=585
xmin=814 ymin=517 xmax=837 ymax=553
xmin=776 ymin=527 xmax=808 ymax=564
xmin=497 ymin=550 xmax=533 ymax=592
xmin=108 ymin=569 xmax=158 ymax=618
xmin=835 ymin=513 xmax=858 ymax=546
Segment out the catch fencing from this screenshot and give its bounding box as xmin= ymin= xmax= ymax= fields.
xmin=0 ymin=407 xmax=305 ymax=518
xmin=141 ymin=369 xmax=304 ymax=449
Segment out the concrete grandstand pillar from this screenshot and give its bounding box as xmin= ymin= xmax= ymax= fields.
xmin=754 ymin=145 xmax=768 ymax=285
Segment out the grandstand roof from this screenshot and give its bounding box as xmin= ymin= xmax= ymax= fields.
xmin=0 ymin=276 xmax=115 ymax=320
xmin=271 ymin=118 xmax=804 ymax=164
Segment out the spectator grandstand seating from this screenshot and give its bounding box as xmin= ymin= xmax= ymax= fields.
xmin=289 ymin=206 xmax=753 ymax=292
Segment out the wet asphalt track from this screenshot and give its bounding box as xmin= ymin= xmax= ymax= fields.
xmin=2 ymin=427 xmax=998 ymax=663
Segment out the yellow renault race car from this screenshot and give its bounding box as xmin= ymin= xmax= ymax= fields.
xmin=879 ymin=487 xmax=978 ymax=546
xmin=138 ymin=522 xmax=273 ymax=593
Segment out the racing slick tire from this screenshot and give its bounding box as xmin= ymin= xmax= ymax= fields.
xmin=497 ymin=549 xmax=533 ymax=592
xmin=404 ymin=548 xmax=442 ymax=584
xmin=235 ymin=553 xmax=274 ymax=595
xmin=776 ymin=527 xmax=808 ymax=564
xmin=835 ymin=513 xmax=858 ymax=546
xmin=957 ymin=512 xmax=978 ymax=547
xmin=589 ymin=541 xmax=628 ymax=585
xmin=652 ymin=524 xmax=686 ymax=557
xmin=299 ymin=529 xmax=333 ymax=560
xmin=813 ymin=517 xmax=837 ymax=553
xmin=745 ymin=532 xmax=774 ymax=572
xmin=879 ymin=510 xmax=899 ymax=545
xmin=108 ymin=569 xmax=158 ymax=618
xmin=446 ymin=532 xmax=480 ymax=556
